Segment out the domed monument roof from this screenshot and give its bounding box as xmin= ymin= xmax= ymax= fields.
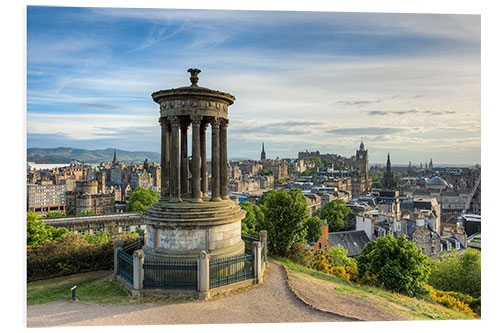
xmin=426 ymin=176 xmax=448 ymax=187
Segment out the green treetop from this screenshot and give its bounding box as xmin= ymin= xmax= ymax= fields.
xmin=127 ymin=187 xmax=160 ymax=212
xmin=316 ymin=199 xmax=352 ymax=232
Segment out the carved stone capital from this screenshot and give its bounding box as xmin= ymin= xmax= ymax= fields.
xmin=220 ymin=118 xmax=229 ymax=130
xmin=159 ymin=117 xmax=170 ymax=126
xmin=211 ymin=117 xmax=221 ymax=128
xmin=167 ymin=116 xmax=181 ymax=127
xmin=191 ymin=115 xmax=203 ymax=126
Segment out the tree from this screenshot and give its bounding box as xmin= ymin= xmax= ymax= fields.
xmin=46 ymin=211 xmax=64 ymax=217
xmin=27 ymin=211 xmax=69 ymax=246
xmin=79 ymin=209 xmax=95 ymax=216
xmin=357 ymin=234 xmax=431 ymax=296
xmin=304 ymin=216 xmax=323 ymax=243
xmin=311 ymin=157 xmax=324 ymax=168
xmin=428 ymin=248 xmax=481 ymax=298
xmin=258 ymin=189 xmax=309 ymax=256
xmin=257 ymin=169 xmax=273 ymax=176
xmin=316 ymin=199 xmax=352 ymax=232
xmin=239 ymin=201 xmax=264 ymax=235
xmin=127 ymin=187 xmax=160 ymax=212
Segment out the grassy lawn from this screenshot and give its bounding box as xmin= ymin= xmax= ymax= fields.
xmin=271 ymin=256 xmax=477 ymax=320
xmin=27 ymin=270 xmax=194 ymax=306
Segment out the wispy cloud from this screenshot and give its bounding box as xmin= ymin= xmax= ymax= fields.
xmin=79 ymin=103 xmax=123 ymax=110
xmin=366 ymin=109 xmax=457 ymax=116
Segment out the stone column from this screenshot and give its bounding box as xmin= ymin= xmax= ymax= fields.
xmin=197 ymin=250 xmax=210 ymax=300
xmin=168 ymin=116 xmax=181 ymax=202
xmin=220 ymin=118 xmax=229 ymax=200
xmin=259 ymin=230 xmax=268 ymax=264
xmin=180 ymin=121 xmax=189 ymax=196
xmin=113 ymin=238 xmax=123 ymax=282
xmin=253 ymin=241 xmax=263 ymax=284
xmin=200 ymin=122 xmax=208 ymax=198
xmin=211 ymin=117 xmax=221 ymax=201
xmin=159 ymin=117 xmax=170 ymax=198
xmin=132 ymin=249 xmax=144 ymax=297
xmin=191 ymin=115 xmax=203 ymax=203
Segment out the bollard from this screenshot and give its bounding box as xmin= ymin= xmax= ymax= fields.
xmin=71 ymin=285 xmax=77 ymax=301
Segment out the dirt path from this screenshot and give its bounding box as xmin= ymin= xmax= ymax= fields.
xmin=284 ymin=268 xmax=412 ymax=321
xmin=27 ymin=262 xmax=350 ymax=327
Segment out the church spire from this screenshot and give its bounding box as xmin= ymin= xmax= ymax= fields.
xmin=113 ymin=149 xmax=118 ymax=164
xmin=260 ymin=142 xmax=266 ymax=161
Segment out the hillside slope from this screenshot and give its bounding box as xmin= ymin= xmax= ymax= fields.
xmin=27 ymin=147 xmax=160 ymax=163
xmin=275 ymin=257 xmax=477 ymax=321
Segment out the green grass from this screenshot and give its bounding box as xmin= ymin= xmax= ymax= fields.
xmin=271 ymin=256 xmax=477 ymax=320
xmin=27 ymin=270 xmax=194 ymax=306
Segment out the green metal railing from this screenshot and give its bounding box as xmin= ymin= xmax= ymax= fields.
xmin=122 ymin=240 xmax=142 ymax=255
xmin=117 ymin=250 xmax=133 ymax=284
xmin=209 ymin=253 xmax=254 ymax=289
xmin=143 ymin=258 xmax=197 ymax=290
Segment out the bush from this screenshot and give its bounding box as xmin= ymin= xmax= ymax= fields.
xmin=428 ymin=248 xmax=481 ymax=298
xmin=357 ymin=234 xmax=431 ymax=297
xmin=287 ymin=243 xmax=314 ymax=268
xmin=27 ymin=211 xmax=69 ymax=246
xmin=27 ymin=232 xmax=139 ymax=282
xmin=424 ymin=283 xmax=476 ymax=316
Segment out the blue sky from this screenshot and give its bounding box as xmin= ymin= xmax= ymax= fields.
xmin=27 ymin=6 xmax=481 ymax=164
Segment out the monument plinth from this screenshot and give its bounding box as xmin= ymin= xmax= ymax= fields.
xmin=142 ymin=69 xmax=246 ymax=260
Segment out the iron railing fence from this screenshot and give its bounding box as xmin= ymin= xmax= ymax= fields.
xmin=117 ymin=249 xmax=134 ymax=284
xmin=209 ymin=253 xmax=254 ymax=289
xmin=122 ymin=240 xmax=142 ymax=255
xmin=143 ymin=257 xmax=197 ymax=291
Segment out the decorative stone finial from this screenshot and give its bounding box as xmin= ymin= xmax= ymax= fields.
xmin=187 ymin=68 xmax=201 ymax=87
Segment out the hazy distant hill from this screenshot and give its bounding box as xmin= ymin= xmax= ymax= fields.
xmin=27 ymin=147 xmax=160 ymax=164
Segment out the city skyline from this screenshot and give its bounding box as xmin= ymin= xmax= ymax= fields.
xmin=27 ymin=7 xmax=480 ymax=164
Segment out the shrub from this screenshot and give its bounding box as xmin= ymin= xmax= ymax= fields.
xmin=309 ymin=247 xmax=358 ymax=282
xmin=287 ymin=243 xmax=314 ymax=268
xmin=424 ymin=283 xmax=476 ymax=316
xmin=27 ymin=232 xmax=139 ymax=282
xmin=357 ymin=234 xmax=431 ymax=297
xmin=428 ymin=248 xmax=481 ymax=298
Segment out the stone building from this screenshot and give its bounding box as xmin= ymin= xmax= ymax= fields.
xmin=351 ymin=141 xmax=372 ymax=196
xmin=66 ymin=180 xmax=115 ymax=215
xmin=382 ymin=153 xmax=396 ymax=189
xmin=27 ymin=183 xmax=67 ymax=215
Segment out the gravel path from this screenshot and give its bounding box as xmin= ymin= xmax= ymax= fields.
xmin=27 ymin=262 xmax=350 ymax=327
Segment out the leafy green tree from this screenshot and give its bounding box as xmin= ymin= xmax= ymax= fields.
xmin=311 ymin=157 xmax=324 ymax=168
xmin=239 ymin=201 xmax=264 ymax=235
xmin=357 ymin=234 xmax=431 ymax=296
xmin=257 ymin=169 xmax=273 ymax=176
xmin=79 ymin=209 xmax=95 ymax=216
xmin=258 ymin=189 xmax=309 ymax=256
xmin=316 ymin=199 xmax=352 ymax=232
xmin=46 ymin=211 xmax=64 ymax=217
xmin=83 ymin=231 xmax=110 ymax=245
xmin=127 ymin=187 xmax=160 ymax=212
xmin=326 ymin=245 xmax=357 ymax=268
xmin=304 ymin=216 xmax=323 ymax=243
xmin=27 ymin=211 xmax=69 ymax=246
xmin=428 ymin=248 xmax=481 ymax=298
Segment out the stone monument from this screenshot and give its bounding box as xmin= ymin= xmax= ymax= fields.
xmin=142 ymin=69 xmax=246 ymax=261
